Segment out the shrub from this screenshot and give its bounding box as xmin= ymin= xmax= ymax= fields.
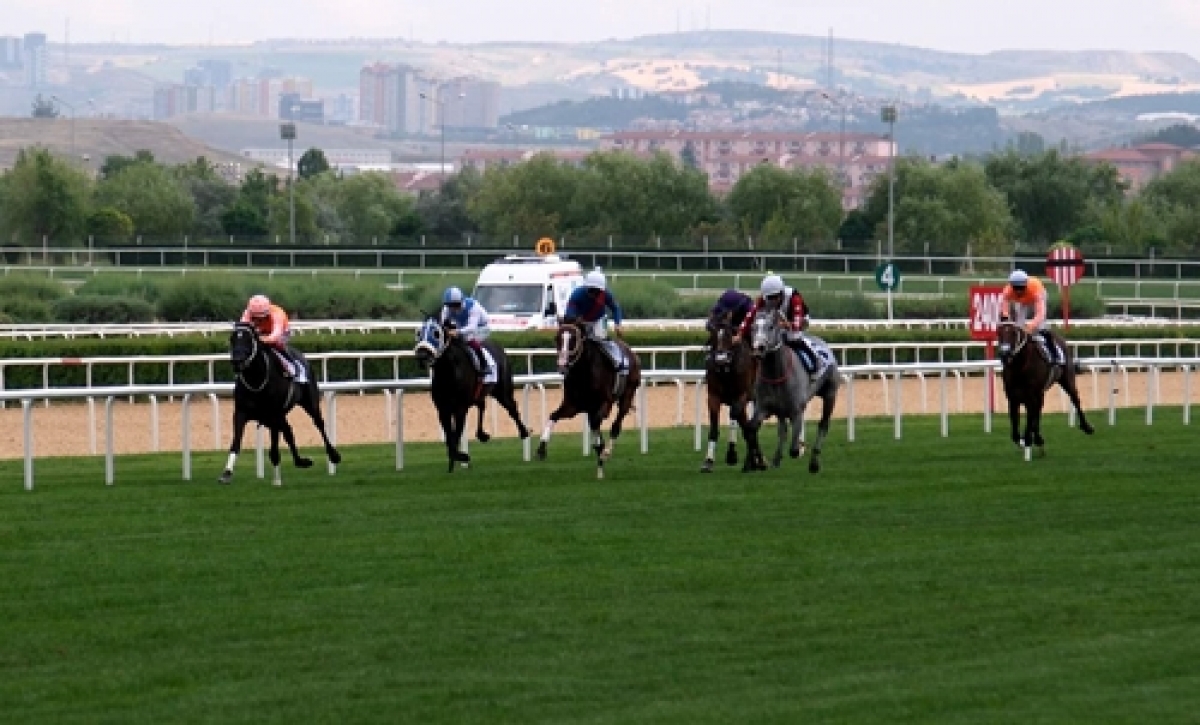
xmin=0 ymin=297 xmax=53 ymax=322
xmin=0 ymin=275 xmax=69 ymax=303
xmin=75 ymin=274 xmax=166 ymax=302
xmin=157 ymin=276 xmax=245 ymax=322
xmin=610 ymin=278 xmax=683 ymax=319
xmin=52 ymin=295 xmax=156 ymax=323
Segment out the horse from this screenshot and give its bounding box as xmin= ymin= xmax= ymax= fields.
xmin=996 ymin=321 xmax=1094 ymax=456
xmin=536 ymin=321 xmax=642 ymax=480
xmin=414 ymin=316 xmax=529 ymax=472
xmin=744 ymin=310 xmax=841 ymax=474
xmin=701 ymin=311 xmax=759 ymax=473
xmin=219 ymin=322 xmax=341 ymax=486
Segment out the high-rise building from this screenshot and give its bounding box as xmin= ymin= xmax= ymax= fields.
xmin=153 ymin=84 xmax=217 ymax=119
xmin=439 ymin=77 xmax=501 ymax=129
xmin=0 ymin=36 xmax=22 ymax=68
xmin=359 ymin=62 xmax=441 ymax=135
xmin=23 ymin=32 xmax=47 ymax=88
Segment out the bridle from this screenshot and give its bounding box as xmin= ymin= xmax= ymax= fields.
xmin=996 ymin=320 xmax=1032 ymax=370
xmin=414 ymin=318 xmax=448 ymax=363
xmin=233 ymin=325 xmax=269 ymax=393
xmin=556 ymin=323 xmax=584 ymax=370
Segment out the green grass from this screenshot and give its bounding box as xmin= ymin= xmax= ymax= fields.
xmin=1 ymin=416 xmax=1200 ymax=723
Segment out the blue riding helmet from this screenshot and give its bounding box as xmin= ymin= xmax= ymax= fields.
xmin=443 ymin=287 xmax=465 ymax=306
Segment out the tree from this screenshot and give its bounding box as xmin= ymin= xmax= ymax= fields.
xmin=468 ymin=153 xmax=583 ymax=239
xmin=175 ymin=158 xmax=237 ymax=238
xmin=726 ymin=164 xmax=842 ymax=249
xmin=297 ymin=148 xmax=332 ymax=180
xmin=221 ymin=199 xmax=270 ymax=237
xmin=86 ymin=207 xmax=134 ymax=245
xmin=0 ymin=148 xmax=92 ymax=244
xmin=984 ymin=150 xmax=1124 ymax=246
xmin=31 ymin=95 xmax=59 ymax=118
xmin=332 ymin=172 xmax=417 ymax=243
xmin=95 ymin=162 xmax=196 ymax=240
xmin=860 ymin=158 xmax=1013 ymax=255
xmin=1140 ymin=123 xmax=1200 ymax=149
xmin=99 ymin=150 xmax=156 ymax=180
xmin=415 ymin=165 xmax=483 ymax=240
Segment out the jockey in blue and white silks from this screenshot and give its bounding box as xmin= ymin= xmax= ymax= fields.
xmin=562 ymin=270 xmax=628 ymax=378
xmin=440 ymin=286 xmax=496 ymax=382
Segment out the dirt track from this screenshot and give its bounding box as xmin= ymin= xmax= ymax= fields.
xmin=0 ymin=369 xmax=1191 ymax=459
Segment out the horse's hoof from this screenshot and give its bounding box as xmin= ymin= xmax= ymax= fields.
xmin=477 ymin=431 xmax=492 ymax=444
xmin=217 ymin=471 xmax=232 ymax=485
xmin=1081 ymin=423 xmax=1095 ymax=435
xmin=518 ymin=427 xmax=531 ymax=440
xmin=328 ymin=449 xmax=342 ymax=465
xmin=771 ymin=460 xmax=782 ymax=469
xmin=456 ymin=452 xmax=472 ymax=464
xmin=295 ymin=457 xmax=314 ymax=469
xmin=536 ymin=442 xmax=547 ymax=461
xmin=724 ymin=447 xmax=738 ymax=466
xmin=447 ymin=460 xmax=456 ymax=473
xmin=701 ymin=459 xmax=714 ymax=473
xmin=789 ymin=447 xmax=801 ymax=459
xmin=809 ymin=459 xmax=821 ymax=474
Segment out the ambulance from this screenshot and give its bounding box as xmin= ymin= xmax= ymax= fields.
xmin=472 ymin=243 xmax=584 ymax=331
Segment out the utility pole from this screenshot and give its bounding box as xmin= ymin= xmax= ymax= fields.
xmin=51 ymin=95 xmax=76 ymax=161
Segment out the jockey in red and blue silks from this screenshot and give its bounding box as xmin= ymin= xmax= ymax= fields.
xmin=440 ymin=286 xmax=495 ymax=381
xmin=562 ymin=270 xmax=628 ymax=381
xmin=708 ymin=289 xmax=754 ymax=334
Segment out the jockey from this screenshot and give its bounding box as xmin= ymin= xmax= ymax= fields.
xmin=1000 ymin=269 xmax=1061 ymax=366
xmin=563 ymin=269 xmax=629 ymax=386
xmin=707 ymin=289 xmax=754 ymax=336
xmin=440 ymin=286 xmax=495 ymax=381
xmin=240 ymin=294 xmax=305 ymax=382
xmin=734 ymin=274 xmax=827 ymax=383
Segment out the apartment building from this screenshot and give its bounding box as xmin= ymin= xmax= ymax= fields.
xmin=439 ymin=77 xmax=502 ymax=129
xmin=359 ymin=63 xmax=440 ymax=135
xmin=1082 ymin=142 xmax=1197 ymax=191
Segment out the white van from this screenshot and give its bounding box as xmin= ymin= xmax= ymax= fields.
xmin=472 ymin=254 xmax=584 ymax=331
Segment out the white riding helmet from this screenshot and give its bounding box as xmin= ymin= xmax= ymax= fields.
xmin=760 ymin=274 xmax=785 ymax=297
xmin=1009 ymin=269 xmax=1029 ymax=287
xmin=584 ymin=270 xmax=607 ymax=290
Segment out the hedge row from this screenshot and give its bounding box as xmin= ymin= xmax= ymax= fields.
xmin=0 ymin=326 xmax=1194 ymax=391
xmin=0 ymin=271 xmax=1107 ymax=324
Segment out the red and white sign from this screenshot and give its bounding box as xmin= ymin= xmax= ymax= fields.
xmin=968 ymin=285 xmax=1006 ymax=341
xmin=1046 ymin=245 xmax=1085 ymax=287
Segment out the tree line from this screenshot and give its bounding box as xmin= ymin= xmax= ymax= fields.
xmin=1 ymin=143 xmax=1198 ymax=256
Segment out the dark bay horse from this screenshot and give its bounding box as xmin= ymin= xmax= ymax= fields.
xmin=414 ymin=316 xmax=529 ymax=472
xmin=220 ymin=322 xmax=341 ymax=486
xmin=996 ymin=321 xmax=1094 ymax=456
xmin=536 ymin=321 xmax=641 ymax=480
xmin=744 ymin=310 xmax=842 ymax=474
xmin=701 ymin=311 xmax=758 ymax=473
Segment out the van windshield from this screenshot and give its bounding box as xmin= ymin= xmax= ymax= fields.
xmin=474 ymin=284 xmax=544 ymax=315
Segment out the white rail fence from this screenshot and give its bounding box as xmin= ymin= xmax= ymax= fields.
xmin=4 ymin=358 xmax=1195 ymax=491
xmin=1 ymin=340 xmax=1197 ymax=401
xmin=0 ymin=316 xmax=1198 ymax=341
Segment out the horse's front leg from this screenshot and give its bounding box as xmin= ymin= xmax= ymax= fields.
xmin=1008 ymin=397 xmax=1023 ymax=448
xmin=537 ymin=399 xmax=578 ymax=461
xmin=788 ymin=406 xmax=805 ymax=460
xmin=590 ymin=410 xmax=607 ymax=480
xmin=219 ymin=408 xmax=251 ymax=484
xmin=701 ymin=391 xmax=722 ymax=473
xmin=269 ymin=427 xmax=284 ymax=486
xmin=453 ymin=407 xmax=471 ymax=468
xmin=438 ymin=406 xmax=460 ymax=473
xmin=1028 ymin=397 xmax=1046 ymax=455
xmin=772 ymin=418 xmax=788 ymax=469
xmin=475 ymin=399 xmax=492 ymax=444
xmin=742 ymin=395 xmax=767 ymax=472
xmin=278 ymin=420 xmax=312 ymax=469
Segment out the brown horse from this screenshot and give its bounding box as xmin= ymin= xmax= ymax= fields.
xmin=996 ymin=321 xmax=1095 ymax=456
xmin=701 ymin=312 xmax=760 ymax=473
xmin=536 ymin=322 xmax=642 ymax=479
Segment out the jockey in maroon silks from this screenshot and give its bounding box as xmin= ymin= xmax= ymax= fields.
xmin=733 ymin=274 xmax=827 ymax=383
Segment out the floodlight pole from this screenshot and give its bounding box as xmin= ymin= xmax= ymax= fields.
xmin=51 ymin=95 xmax=76 ymax=160
xmin=280 ymin=121 xmax=297 ymax=245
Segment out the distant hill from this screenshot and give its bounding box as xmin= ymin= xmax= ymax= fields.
xmin=0 ymin=118 xmax=251 ymax=169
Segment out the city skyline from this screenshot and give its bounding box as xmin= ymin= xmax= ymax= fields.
xmin=3 ymin=0 xmax=1200 ymax=55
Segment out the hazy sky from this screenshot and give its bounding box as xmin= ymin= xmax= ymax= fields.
xmin=4 ymin=0 xmax=1200 ymax=55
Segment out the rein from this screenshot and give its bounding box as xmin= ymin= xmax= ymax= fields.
xmin=236 ymin=330 xmax=270 ymax=393
xmin=757 ymin=345 xmax=794 ymax=385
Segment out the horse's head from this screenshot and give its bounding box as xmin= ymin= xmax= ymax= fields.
xmin=995 ymin=321 xmax=1027 ymax=367
xmin=554 ymin=321 xmax=584 ymax=374
xmin=708 ymin=313 xmax=739 ymax=369
xmin=750 ymin=310 xmax=784 ymax=359
xmin=414 ymin=316 xmax=447 ymax=370
xmin=229 ymin=322 xmax=259 ymax=373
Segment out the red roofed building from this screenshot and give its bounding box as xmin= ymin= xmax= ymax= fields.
xmin=1082 ymin=143 xmax=1197 ymax=191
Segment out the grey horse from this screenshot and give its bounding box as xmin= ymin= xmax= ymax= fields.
xmin=744 ymin=309 xmax=842 ymax=474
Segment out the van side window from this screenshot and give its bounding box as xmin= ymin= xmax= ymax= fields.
xmin=544 ymin=284 xmax=557 ymax=317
